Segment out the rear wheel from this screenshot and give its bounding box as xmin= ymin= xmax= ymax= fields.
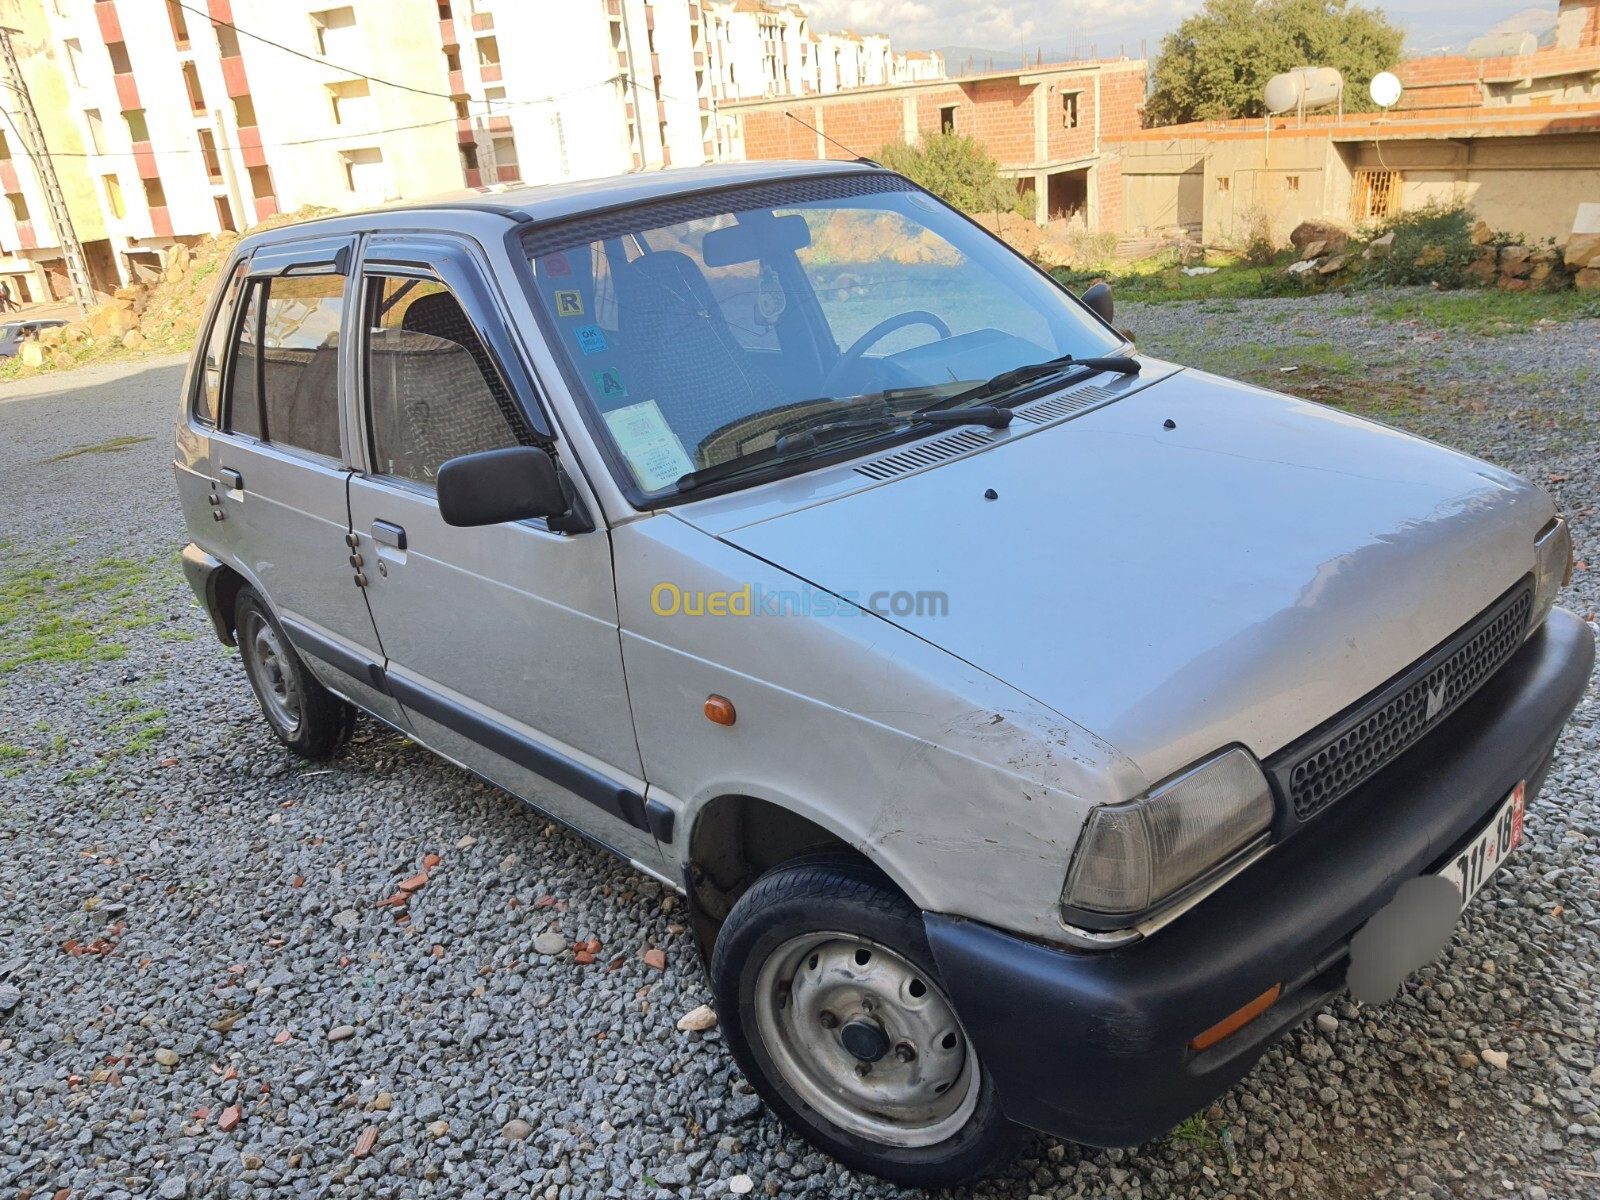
xmin=234 ymin=588 xmax=353 ymax=759
xmin=711 ymin=855 xmax=1025 ymax=1187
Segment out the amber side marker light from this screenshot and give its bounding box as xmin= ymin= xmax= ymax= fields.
xmin=704 ymin=695 xmax=737 ymax=726
xmin=1188 ymin=984 xmax=1281 ymax=1052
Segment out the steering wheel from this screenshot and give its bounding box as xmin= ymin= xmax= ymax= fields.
xmin=820 ymin=310 xmax=952 ymax=395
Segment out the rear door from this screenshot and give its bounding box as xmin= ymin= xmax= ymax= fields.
xmin=208 ymin=235 xmax=401 ymax=726
xmin=345 ymin=235 xmax=662 ymax=868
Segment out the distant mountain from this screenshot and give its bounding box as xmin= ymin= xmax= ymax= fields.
xmin=929 ymin=44 xmax=1134 ymax=75
xmin=1487 ymin=6 xmax=1558 ymax=45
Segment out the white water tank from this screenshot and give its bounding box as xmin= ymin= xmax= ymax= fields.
xmin=1264 ymin=67 xmax=1345 ymax=115
xmin=1466 ymin=31 xmax=1538 ymax=58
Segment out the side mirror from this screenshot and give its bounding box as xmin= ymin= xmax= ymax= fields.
xmin=1081 ymin=282 xmax=1114 ymax=325
xmin=437 ymin=446 xmax=567 ymax=528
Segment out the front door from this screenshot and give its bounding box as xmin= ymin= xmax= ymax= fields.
xmin=345 ymin=236 xmax=661 ymax=869
xmin=208 ymin=235 xmax=401 ymax=726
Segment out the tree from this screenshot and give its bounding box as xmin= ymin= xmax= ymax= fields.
xmin=1146 ymin=0 xmax=1404 ymax=126
xmin=876 ymin=132 xmax=1024 ymax=216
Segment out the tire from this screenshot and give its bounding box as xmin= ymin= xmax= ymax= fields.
xmin=711 ymin=854 xmax=1026 ymax=1188
xmin=234 ymin=587 xmax=354 ymax=760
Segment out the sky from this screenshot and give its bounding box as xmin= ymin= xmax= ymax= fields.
xmin=799 ymin=0 xmax=1556 ymax=59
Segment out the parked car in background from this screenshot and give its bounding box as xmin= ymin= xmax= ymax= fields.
xmin=173 ymin=160 xmax=1592 ymax=1187
xmin=0 ymin=318 xmax=67 ymax=358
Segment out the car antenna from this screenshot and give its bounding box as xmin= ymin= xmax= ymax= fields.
xmin=784 ymin=111 xmax=875 ymax=164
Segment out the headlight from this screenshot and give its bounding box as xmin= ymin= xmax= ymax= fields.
xmin=1061 ymin=747 xmax=1273 ymax=918
xmin=1532 ymin=516 xmax=1572 ymax=630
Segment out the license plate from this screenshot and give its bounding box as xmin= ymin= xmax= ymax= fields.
xmin=1437 ymin=781 xmax=1525 ymax=909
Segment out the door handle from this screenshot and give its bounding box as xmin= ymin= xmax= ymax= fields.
xmin=220 ymin=468 xmax=243 ymax=492
xmin=372 ymin=520 xmax=407 ymax=550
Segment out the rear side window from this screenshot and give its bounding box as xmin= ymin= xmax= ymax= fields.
xmin=195 ymin=261 xmax=245 ymax=425
xmin=224 ymin=274 xmax=345 ymax=459
xmin=363 ymin=275 xmax=536 ymax=485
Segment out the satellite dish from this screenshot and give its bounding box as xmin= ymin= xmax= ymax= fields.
xmin=1370 ymin=71 xmax=1402 ymax=108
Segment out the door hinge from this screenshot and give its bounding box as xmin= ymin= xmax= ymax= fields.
xmin=353 ymin=572 xmax=369 ymax=588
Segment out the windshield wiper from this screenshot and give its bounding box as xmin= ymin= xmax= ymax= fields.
xmin=772 ymin=406 xmax=1012 ymax=454
xmin=674 ymin=405 xmax=1011 ymax=493
xmin=974 ymin=354 xmax=1140 ymax=401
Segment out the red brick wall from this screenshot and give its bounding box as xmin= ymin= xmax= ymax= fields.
xmin=735 ymin=63 xmax=1147 ymax=170
xmin=1096 ymin=156 xmax=1123 ymax=235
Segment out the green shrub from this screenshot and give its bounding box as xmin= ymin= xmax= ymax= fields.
xmin=877 ymin=133 xmax=1026 ymax=216
xmin=1363 ymin=199 xmax=1479 ymax=289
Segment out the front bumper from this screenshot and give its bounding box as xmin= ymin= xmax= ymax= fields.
xmin=926 ymin=607 xmax=1594 ymax=1148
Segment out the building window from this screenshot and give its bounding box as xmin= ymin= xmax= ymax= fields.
xmin=342 ymin=146 xmax=386 ymax=193
xmin=939 ymin=104 xmax=955 ymax=133
xmin=0 ymin=130 xmax=9 ymax=160
xmin=1351 ymin=169 xmax=1400 ymax=222
xmin=484 ymin=84 xmax=506 ymax=108
xmin=216 ymin=23 xmax=241 ymax=58
xmin=215 ymin=195 xmax=236 ymax=232
xmin=1286 ymin=175 xmax=1301 ymax=192
xmin=248 ymin=163 xmax=274 ymax=199
xmin=124 ymin=108 xmax=150 ymax=143
xmin=167 ymin=0 xmax=191 ymax=48
xmin=452 ymin=94 xmax=469 ymax=119
xmin=1061 ymin=92 xmax=1080 ymax=129
xmin=144 ymin=177 xmax=167 ymax=210
xmin=234 ymin=95 xmax=258 ymax=128
xmin=103 ymin=174 xmax=125 ymax=219
xmin=182 ymin=62 xmax=205 ymax=114
xmin=1216 ymin=176 xmax=1230 ymax=193
xmin=84 ymin=109 xmax=105 ymax=155
xmin=437 ymin=0 xmax=451 ymax=17
xmin=198 ymin=129 xmax=223 ymax=181
xmin=7 ymin=192 xmax=30 ymax=223
xmin=460 ymin=141 xmax=479 ymax=172
xmin=476 ymin=35 xmax=500 ymax=66
xmin=107 ymin=40 xmax=132 ymax=74
xmin=64 ymin=39 xmax=84 ymax=86
xmin=310 ymin=6 xmax=356 ymax=57
xmin=444 ymin=46 xmax=461 ymax=72
xmin=328 ymin=79 xmax=371 ymax=124
xmin=491 ymin=134 xmax=517 ymax=180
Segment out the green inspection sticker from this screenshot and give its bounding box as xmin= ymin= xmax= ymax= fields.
xmin=592 ymin=367 xmax=627 ymax=398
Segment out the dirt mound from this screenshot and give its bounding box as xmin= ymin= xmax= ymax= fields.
xmin=8 ymin=206 xmax=333 ymax=378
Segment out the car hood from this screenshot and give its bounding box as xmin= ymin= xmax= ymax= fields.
xmin=680 ymin=368 xmax=1552 ymax=784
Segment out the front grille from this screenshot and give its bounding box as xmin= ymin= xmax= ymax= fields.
xmin=1272 ymin=579 xmax=1533 ymax=821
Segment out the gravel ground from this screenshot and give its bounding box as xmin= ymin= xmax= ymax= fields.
xmin=1 ymin=294 xmax=1597 ymax=1200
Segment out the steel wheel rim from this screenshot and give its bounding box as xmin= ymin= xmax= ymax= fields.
xmin=241 ymin=611 xmax=302 ymax=736
xmin=753 ymin=931 xmax=979 ymax=1148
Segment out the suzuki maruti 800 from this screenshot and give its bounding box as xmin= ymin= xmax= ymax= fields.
xmin=175 ymin=161 xmax=1592 ymax=1187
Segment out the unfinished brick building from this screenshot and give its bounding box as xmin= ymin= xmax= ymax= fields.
xmin=726 ymin=59 xmax=1148 ymax=231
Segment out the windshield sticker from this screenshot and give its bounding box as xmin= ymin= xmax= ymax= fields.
xmin=574 ymin=324 xmax=609 ymax=356
xmin=592 ymin=367 xmax=628 ymax=399
xmin=604 ymin=399 xmax=695 ymax=492
xmin=544 ymin=252 xmax=572 ymax=277
xmin=554 ymin=290 xmax=585 ymax=318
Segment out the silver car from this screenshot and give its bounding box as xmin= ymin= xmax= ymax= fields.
xmin=175 ymin=160 xmax=1592 ymax=1187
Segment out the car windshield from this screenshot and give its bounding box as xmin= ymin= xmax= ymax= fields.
xmin=521 ymin=172 xmax=1121 ymax=499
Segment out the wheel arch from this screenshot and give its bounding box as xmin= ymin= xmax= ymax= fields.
xmin=683 ymin=792 xmax=921 ymax=966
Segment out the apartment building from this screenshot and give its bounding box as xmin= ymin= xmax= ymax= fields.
xmin=0 ymin=0 xmax=716 ymax=297
xmin=733 ymin=58 xmax=1148 ymax=230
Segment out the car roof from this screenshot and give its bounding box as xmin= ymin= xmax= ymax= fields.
xmin=233 ymin=159 xmax=888 ymax=254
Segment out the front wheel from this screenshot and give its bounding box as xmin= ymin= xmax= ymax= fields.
xmin=710 ymin=856 xmax=1025 ymax=1188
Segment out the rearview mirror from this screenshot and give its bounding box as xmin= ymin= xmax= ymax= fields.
xmin=437 ymin=446 xmax=567 ymax=528
xmin=1081 ymin=282 xmax=1114 ymax=325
